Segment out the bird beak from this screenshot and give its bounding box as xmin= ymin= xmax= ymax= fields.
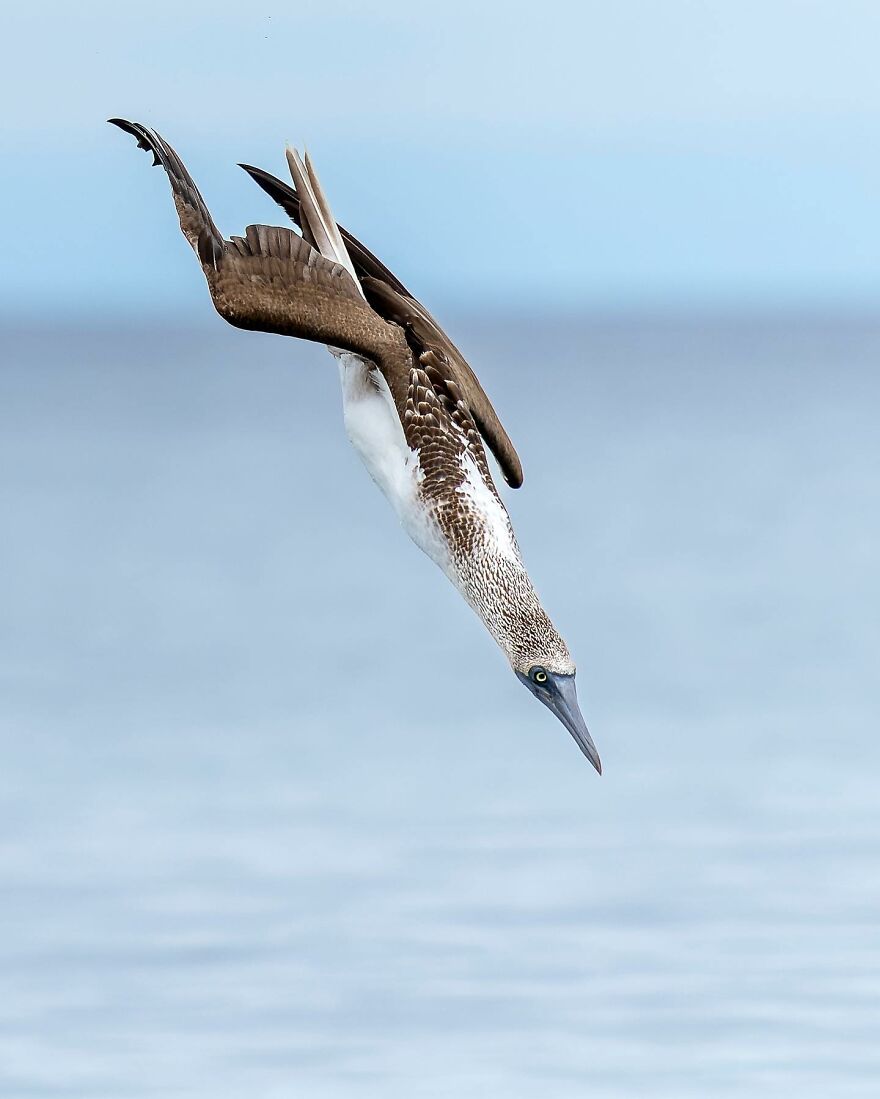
xmin=549 ymin=674 xmax=602 ymax=774
xmin=519 ymin=671 xmax=602 ymax=774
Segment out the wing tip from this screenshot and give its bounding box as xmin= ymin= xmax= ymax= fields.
xmin=505 ymin=464 xmax=524 ymax=489
xmin=238 ymin=162 xmax=266 ymax=185
xmin=238 ymin=162 xmax=282 ymax=189
xmin=107 ymin=116 xmax=142 ymax=138
xmin=108 ymin=117 xmax=163 ymax=165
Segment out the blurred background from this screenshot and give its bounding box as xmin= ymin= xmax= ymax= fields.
xmin=2 ymin=2 xmax=879 ymax=1096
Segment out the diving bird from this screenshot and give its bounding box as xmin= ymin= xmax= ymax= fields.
xmin=109 ymin=119 xmax=601 ymax=773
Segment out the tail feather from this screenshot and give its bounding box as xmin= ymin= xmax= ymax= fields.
xmin=304 ymin=149 xmax=355 ymax=274
xmin=284 ymin=147 xmax=363 ymax=297
xmin=238 ymin=162 xmax=414 ymax=299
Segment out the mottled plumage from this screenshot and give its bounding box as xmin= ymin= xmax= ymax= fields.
xmin=110 ymin=119 xmax=601 ymax=771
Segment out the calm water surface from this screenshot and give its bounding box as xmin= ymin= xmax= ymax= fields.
xmin=1 ymin=317 xmax=878 ymax=1097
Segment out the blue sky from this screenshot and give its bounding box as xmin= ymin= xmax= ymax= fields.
xmin=4 ymin=0 xmax=880 ymax=315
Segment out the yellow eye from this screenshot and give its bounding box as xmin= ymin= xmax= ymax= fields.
xmin=532 ymin=668 xmax=548 ymax=684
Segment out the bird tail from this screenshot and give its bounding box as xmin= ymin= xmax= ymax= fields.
xmin=284 ymin=147 xmax=363 ymax=298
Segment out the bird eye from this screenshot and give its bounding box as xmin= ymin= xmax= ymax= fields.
xmin=530 ymin=667 xmax=549 ymax=685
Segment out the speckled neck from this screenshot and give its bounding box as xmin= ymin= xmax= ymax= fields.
xmin=449 ymin=538 xmax=574 ymax=676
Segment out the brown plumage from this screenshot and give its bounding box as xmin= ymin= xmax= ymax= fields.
xmin=109 ymin=119 xmax=601 ymax=772
xmin=111 ymin=120 xmax=520 ymax=486
xmin=108 ymin=120 xmax=412 ymax=389
xmin=239 ymin=159 xmax=524 ymax=489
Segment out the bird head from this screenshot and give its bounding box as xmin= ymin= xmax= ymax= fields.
xmin=514 ymin=658 xmax=601 ymax=774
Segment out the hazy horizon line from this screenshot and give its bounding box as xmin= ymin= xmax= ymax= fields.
xmin=5 ymin=299 xmax=880 ymax=337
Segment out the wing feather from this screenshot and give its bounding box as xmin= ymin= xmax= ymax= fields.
xmin=239 ymin=162 xmax=415 ymax=297
xmin=239 ymin=161 xmax=523 ymax=488
xmin=360 ymin=279 xmax=524 ymax=489
xmin=109 ymin=119 xmax=412 ymax=399
xmin=111 ymin=120 xmax=521 ymax=495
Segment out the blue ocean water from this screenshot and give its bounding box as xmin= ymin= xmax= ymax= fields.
xmin=1 ymin=316 xmax=878 ymax=1097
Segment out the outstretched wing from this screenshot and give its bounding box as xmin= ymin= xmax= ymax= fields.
xmin=240 ymin=161 xmax=415 ymax=298
xmin=360 ymin=278 xmax=523 ymax=489
xmin=109 ymin=119 xmax=413 ymax=399
xmin=240 ymin=161 xmax=523 ymax=489
xmin=111 ymin=120 xmax=513 ymax=503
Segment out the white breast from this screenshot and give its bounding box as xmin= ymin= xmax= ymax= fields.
xmin=334 ymin=351 xmax=451 ymax=571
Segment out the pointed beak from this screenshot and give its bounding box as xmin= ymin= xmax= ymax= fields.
xmin=518 ymin=670 xmax=602 ymax=774
xmin=548 ymin=674 xmax=602 ymax=774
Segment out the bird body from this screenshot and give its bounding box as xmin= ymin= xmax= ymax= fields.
xmin=337 ymin=352 xmax=413 ymax=518
xmin=335 ymin=349 xmax=441 ymax=565
xmin=336 ymin=344 xmax=567 ymax=676
xmin=110 ymin=119 xmax=602 ymax=772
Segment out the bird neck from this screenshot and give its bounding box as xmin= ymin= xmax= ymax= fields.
xmin=416 ymin=451 xmax=573 ymax=672
xmin=451 ymin=541 xmax=572 ymax=672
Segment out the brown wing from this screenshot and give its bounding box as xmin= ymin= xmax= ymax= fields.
xmin=240 ymin=163 xmax=523 ymax=489
xmin=109 ymin=120 xmax=413 ymax=394
xmin=240 ymin=162 xmax=415 ymax=298
xmin=111 ymin=120 xmax=511 ymax=504
xmin=402 ymin=345 xmax=507 ymax=508
xmin=359 ymin=279 xmax=523 ymax=489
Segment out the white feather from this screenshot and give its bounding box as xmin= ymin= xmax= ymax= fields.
xmin=286 ymin=147 xmax=362 ymax=294
xmin=335 ymin=352 xmax=451 ymax=572
xmin=459 ymin=454 xmax=520 ymax=562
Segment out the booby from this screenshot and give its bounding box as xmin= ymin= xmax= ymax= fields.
xmin=110 ymin=119 xmax=602 ymax=773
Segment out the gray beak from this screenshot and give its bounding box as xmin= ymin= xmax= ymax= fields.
xmin=517 ymin=670 xmax=602 ymax=774
xmin=549 ymin=673 xmax=602 ymax=774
